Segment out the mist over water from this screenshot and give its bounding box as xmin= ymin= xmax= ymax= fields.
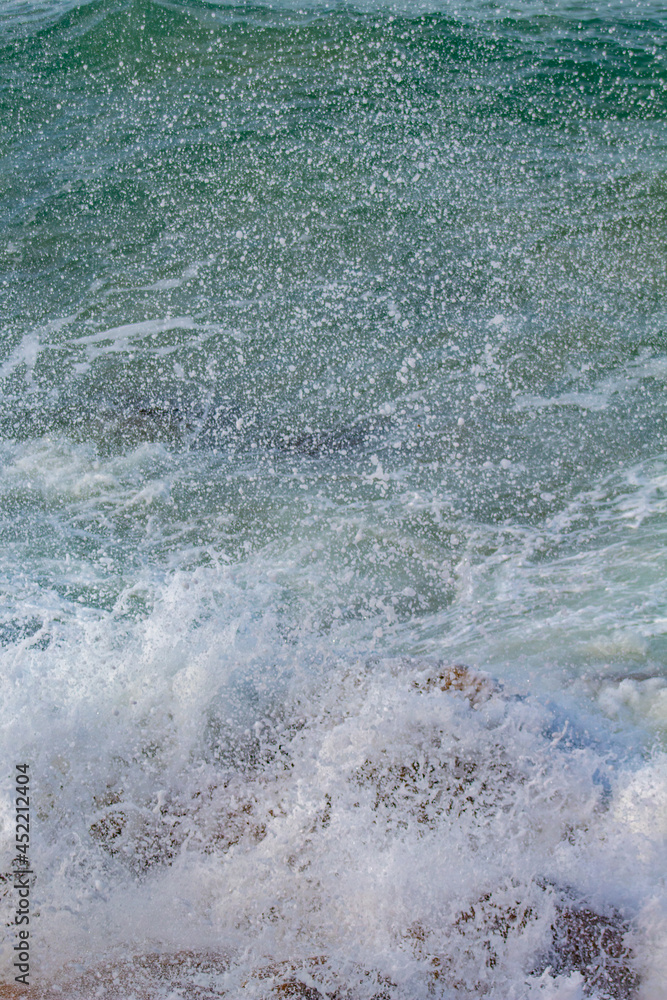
xmin=1 ymin=0 xmax=667 ymax=996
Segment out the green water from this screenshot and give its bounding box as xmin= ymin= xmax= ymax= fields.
xmin=2 ymin=3 xmax=667 ymax=992
xmin=3 ymin=0 xmax=667 ymax=670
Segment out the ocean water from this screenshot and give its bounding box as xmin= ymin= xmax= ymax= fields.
xmin=1 ymin=0 xmax=667 ymax=995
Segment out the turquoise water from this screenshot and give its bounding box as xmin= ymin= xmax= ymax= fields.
xmin=1 ymin=1 xmax=667 ymax=996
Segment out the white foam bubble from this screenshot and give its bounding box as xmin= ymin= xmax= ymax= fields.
xmin=1 ymin=580 xmax=664 ymax=996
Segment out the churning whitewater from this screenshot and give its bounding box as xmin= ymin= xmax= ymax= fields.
xmin=1 ymin=0 xmax=667 ymax=996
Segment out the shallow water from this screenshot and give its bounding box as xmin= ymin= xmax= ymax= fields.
xmin=1 ymin=0 xmax=667 ymax=996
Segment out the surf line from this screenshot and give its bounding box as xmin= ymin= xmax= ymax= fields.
xmin=12 ymin=764 xmax=32 ymax=986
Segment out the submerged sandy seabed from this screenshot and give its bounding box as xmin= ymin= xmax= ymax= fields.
xmin=0 ymin=927 xmax=641 ymax=1000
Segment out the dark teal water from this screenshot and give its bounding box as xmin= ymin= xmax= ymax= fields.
xmin=1 ymin=2 xmax=667 ymax=995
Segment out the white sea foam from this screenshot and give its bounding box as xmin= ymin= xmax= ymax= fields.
xmin=0 ymin=554 xmax=665 ymax=995
xmin=2 ymin=4 xmax=667 ymax=991
xmin=69 ymin=317 xmax=195 ymax=362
